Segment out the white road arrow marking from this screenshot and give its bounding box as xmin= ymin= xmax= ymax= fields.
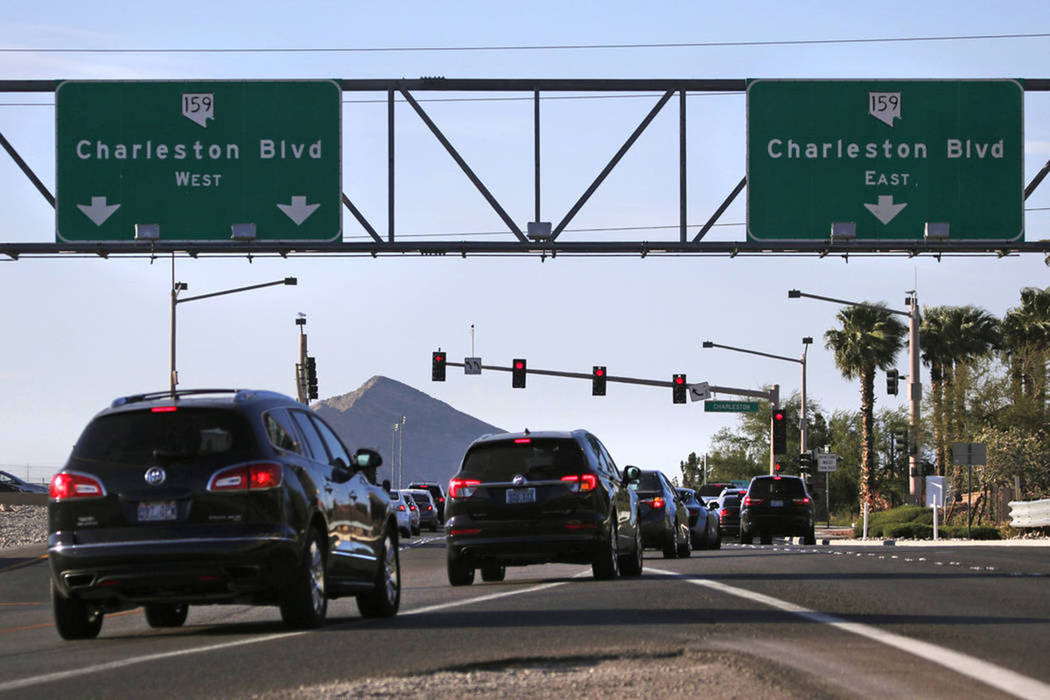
xmin=863 ymin=195 xmax=907 ymax=225
xmin=277 ymin=196 xmax=320 ymax=226
xmin=76 ymin=196 xmax=120 ymax=226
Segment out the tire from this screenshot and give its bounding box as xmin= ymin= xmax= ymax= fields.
xmin=661 ymin=527 xmax=678 ymax=559
xmin=740 ymin=528 xmax=753 ymax=545
xmin=803 ymin=527 xmax=817 ymax=546
xmin=592 ymin=519 xmax=619 ymax=580
xmin=144 ymin=603 xmax=188 ymax=628
xmin=760 ymin=531 xmax=773 ymax=545
xmin=676 ymin=525 xmax=692 ymax=558
xmin=399 ymin=526 xmax=411 ymax=539
xmin=619 ymin=525 xmax=644 ymax=577
xmin=708 ymin=515 xmax=722 ymax=550
xmin=280 ymin=528 xmax=328 ymax=629
xmin=480 ymin=563 xmax=506 ymax=582
xmin=411 ymin=525 xmax=420 ymax=536
xmin=447 ymin=549 xmax=475 ymax=586
xmin=357 ymin=528 xmax=401 ymax=618
xmin=51 ymin=580 xmax=103 ymax=640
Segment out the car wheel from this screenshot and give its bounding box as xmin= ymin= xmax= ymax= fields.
xmin=740 ymin=528 xmax=754 ymax=545
xmin=357 ymin=528 xmax=401 ymax=617
xmin=447 ymin=549 xmax=475 ymax=586
xmin=709 ymin=520 xmax=723 ymax=550
xmin=803 ymin=527 xmax=817 ymax=546
xmin=411 ymin=526 xmax=420 ymax=536
xmin=592 ymin=518 xmax=619 ymax=580
xmin=619 ymin=524 xmax=643 ymax=577
xmin=661 ymin=525 xmax=678 ymax=559
xmin=51 ymin=580 xmax=103 ymax=640
xmin=280 ymin=528 xmax=328 ymax=629
xmin=480 ymin=563 xmax=506 ymax=582
xmin=760 ymin=531 xmax=773 ymax=545
xmin=676 ymin=525 xmax=692 ymax=558
xmin=144 ymin=603 xmax=188 ymax=628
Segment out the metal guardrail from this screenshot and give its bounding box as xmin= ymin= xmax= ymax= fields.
xmin=1008 ymin=499 xmax=1050 ymax=528
xmin=0 ymin=493 xmax=47 ymax=506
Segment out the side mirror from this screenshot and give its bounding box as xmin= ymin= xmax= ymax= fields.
xmin=623 ymin=465 xmax=641 ymax=482
xmin=382 ymin=479 xmax=392 ymax=493
xmin=352 ymin=447 xmax=383 ymax=470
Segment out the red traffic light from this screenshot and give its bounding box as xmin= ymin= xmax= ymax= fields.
xmin=595 ymin=368 xmax=604 ymax=377
xmin=435 ymin=354 xmax=445 ymax=363
xmin=674 ymin=376 xmax=684 ymax=385
xmin=774 ymin=411 xmax=785 ymax=421
xmin=514 ymin=360 xmax=525 ymax=370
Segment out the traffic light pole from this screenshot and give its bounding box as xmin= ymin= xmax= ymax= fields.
xmin=296 ymin=318 xmax=308 ymax=404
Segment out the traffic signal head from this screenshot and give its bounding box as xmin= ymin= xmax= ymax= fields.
xmin=592 ymin=366 xmax=607 ymax=396
xmin=305 ymin=356 xmax=318 ymax=400
xmin=774 ymin=461 xmax=783 ymax=474
xmin=772 ymin=408 xmax=787 ymax=454
xmin=672 ymin=374 xmax=687 ymax=404
xmin=512 ymin=358 xmax=527 ymax=388
xmin=432 ymin=351 xmax=446 ymax=382
xmin=886 ymin=369 xmax=899 ymax=395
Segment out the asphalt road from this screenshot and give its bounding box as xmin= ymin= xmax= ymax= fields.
xmin=1 ymin=537 xmax=1049 ymax=698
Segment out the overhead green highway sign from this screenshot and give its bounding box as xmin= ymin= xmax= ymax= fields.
xmin=56 ymin=80 xmax=341 ymax=242
xmin=747 ymin=79 xmax=1023 ymax=242
xmin=704 ymin=400 xmax=759 ymax=413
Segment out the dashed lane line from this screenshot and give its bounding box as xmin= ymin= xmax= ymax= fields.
xmin=650 ymin=566 xmax=1050 ymax=700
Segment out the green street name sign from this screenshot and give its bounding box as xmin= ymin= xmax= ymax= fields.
xmin=56 ymin=80 xmax=341 ymax=242
xmin=704 ymin=400 xmax=759 ymax=413
xmin=747 ymin=79 xmax=1023 ymax=242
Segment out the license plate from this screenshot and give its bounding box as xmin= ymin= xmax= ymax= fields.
xmin=138 ymin=500 xmax=177 ymax=521
xmin=770 ymin=499 xmax=784 ymax=507
xmin=506 ymin=488 xmax=536 ymax=504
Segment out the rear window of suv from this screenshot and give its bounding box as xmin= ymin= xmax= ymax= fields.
xmin=636 ymin=471 xmax=663 ymax=492
xmin=73 ymin=408 xmax=254 ymax=464
xmin=460 ymin=438 xmax=586 ymax=481
xmin=748 ymin=477 xmax=806 ymax=499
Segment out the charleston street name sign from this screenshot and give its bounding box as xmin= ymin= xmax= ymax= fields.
xmin=746 ymin=79 xmax=1023 ymax=242
xmin=56 ymin=80 xmax=341 ymax=242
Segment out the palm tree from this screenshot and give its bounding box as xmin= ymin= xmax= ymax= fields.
xmin=825 ymin=304 xmax=908 ymax=508
xmin=1001 ymin=287 xmax=1050 ymax=413
xmin=943 ymin=306 xmax=1000 ymax=436
xmin=920 ymin=306 xmax=953 ymax=476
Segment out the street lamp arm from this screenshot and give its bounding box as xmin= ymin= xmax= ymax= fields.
xmin=178 ymin=277 xmax=297 ymax=304
xmin=702 ymin=341 xmax=801 ymax=365
xmin=789 ymin=289 xmax=909 ymax=317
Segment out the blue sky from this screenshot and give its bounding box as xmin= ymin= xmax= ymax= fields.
xmin=1 ymin=1 xmax=1048 ymax=484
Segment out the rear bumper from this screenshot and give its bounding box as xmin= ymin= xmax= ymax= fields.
xmin=638 ymin=516 xmax=673 ymax=547
xmin=445 ymin=514 xmax=605 ymax=565
xmin=741 ymin=510 xmax=813 ymax=536
xmin=47 ymin=529 xmax=299 ymax=604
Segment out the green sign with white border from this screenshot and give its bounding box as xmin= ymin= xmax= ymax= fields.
xmin=56 ymin=80 xmax=341 ymax=242
xmin=747 ymin=79 xmax=1023 ymax=242
xmin=704 ymin=400 xmax=759 ymax=413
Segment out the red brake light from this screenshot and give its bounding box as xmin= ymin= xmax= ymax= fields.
xmin=208 ymin=462 xmax=283 ymax=491
xmin=560 ymin=474 xmax=598 ymax=492
xmin=409 ymin=504 xmax=417 ymax=511
xmin=793 ymin=497 xmax=811 ymax=505
xmin=743 ymin=496 xmax=765 ymax=506
xmin=449 ymin=477 xmax=481 ymax=498
xmin=397 ymin=504 xmax=406 ymax=512
xmin=652 ymin=496 xmax=665 ymax=509
xmin=49 ymin=472 xmax=106 ymax=500
xmin=151 ymin=406 xmax=178 ymax=413
xmin=513 ymin=438 xmax=532 ymax=444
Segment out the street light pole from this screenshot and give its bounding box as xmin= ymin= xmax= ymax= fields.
xmin=391 ymin=423 xmax=399 ymax=488
xmin=169 ymin=275 xmax=297 ymax=399
xmin=398 ymin=415 xmax=406 ymax=488
xmin=788 ymin=288 xmax=922 ymax=504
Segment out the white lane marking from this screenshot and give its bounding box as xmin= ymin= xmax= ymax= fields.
xmin=0 ymin=575 xmax=574 ymax=693
xmin=649 ymin=567 xmax=1050 ymax=700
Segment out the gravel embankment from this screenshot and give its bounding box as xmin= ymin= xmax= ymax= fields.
xmin=0 ymin=504 xmax=47 ymax=550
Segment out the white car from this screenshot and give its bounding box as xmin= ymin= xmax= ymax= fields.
xmin=400 ymin=490 xmax=422 ymax=535
xmin=389 ymin=489 xmax=413 ymax=539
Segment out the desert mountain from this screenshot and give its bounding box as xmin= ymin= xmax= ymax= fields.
xmin=313 ymin=376 xmax=503 ymax=487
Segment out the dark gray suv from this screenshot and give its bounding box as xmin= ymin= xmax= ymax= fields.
xmin=48 ymin=389 xmax=401 ymax=639
xmin=445 ymin=430 xmax=642 ymax=584
xmin=739 ymin=475 xmax=815 ymax=545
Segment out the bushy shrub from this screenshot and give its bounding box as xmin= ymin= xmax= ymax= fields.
xmin=854 ymin=505 xmax=934 ymax=537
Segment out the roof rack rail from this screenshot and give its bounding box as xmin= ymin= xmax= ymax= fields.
xmin=111 ymin=389 xmax=242 ymax=408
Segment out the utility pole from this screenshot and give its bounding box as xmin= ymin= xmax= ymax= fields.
xmin=295 ymin=314 xmax=308 ymax=404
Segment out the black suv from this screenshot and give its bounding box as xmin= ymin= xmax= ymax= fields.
xmin=407 ymin=481 xmax=447 ymax=522
xmin=47 ymin=389 xmax=401 ymax=639
xmin=739 ymin=475 xmax=815 ymax=545
xmin=445 ymin=430 xmax=643 ymax=584
xmin=634 ymin=470 xmax=691 ymax=558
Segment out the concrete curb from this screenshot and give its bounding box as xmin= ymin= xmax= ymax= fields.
xmin=787 ymin=536 xmax=1050 ymax=547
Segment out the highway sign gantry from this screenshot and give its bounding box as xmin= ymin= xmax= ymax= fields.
xmin=56 ymin=80 xmax=341 ymax=242
xmin=747 ymin=79 xmax=1023 ymax=242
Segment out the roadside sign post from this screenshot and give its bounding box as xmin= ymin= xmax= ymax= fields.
xmin=816 ymin=454 xmax=839 ymax=527
xmin=56 ymin=80 xmax=342 ymax=242
xmin=951 ymin=442 xmax=987 ymax=539
xmin=747 ymin=80 xmax=1023 ymax=242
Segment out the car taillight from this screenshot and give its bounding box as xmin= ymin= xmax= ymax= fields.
xmin=449 ymin=477 xmax=481 ymax=498
xmin=207 ymin=462 xmax=283 ymax=491
xmin=560 ymin=474 xmax=598 ymax=493
xmin=409 ymin=504 xmax=417 ymax=511
xmin=793 ymin=497 xmax=811 ymax=505
xmin=425 ymin=505 xmax=433 ymax=511
xmin=720 ymin=508 xmax=728 ymax=517
xmin=397 ymin=504 xmax=406 ymax=512
xmin=641 ymin=496 xmax=665 ymax=509
xmin=49 ymin=472 xmax=106 ymax=501
xmin=743 ymin=496 xmax=764 ymax=506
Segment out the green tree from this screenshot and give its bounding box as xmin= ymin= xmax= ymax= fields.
xmin=824 ymin=304 xmax=908 ymax=508
xmin=1001 ymin=286 xmax=1050 ymax=417
xmin=679 ymin=452 xmax=703 ymax=489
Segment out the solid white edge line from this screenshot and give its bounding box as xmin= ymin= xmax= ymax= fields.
xmin=0 ymin=575 xmax=578 ymax=693
xmin=649 ymin=567 xmax=1050 ymax=700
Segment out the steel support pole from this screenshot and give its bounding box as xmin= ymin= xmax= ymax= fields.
xmin=297 ymin=331 xmax=308 ymax=404
xmin=800 ymin=346 xmax=809 ymax=453
xmin=908 ymin=294 xmax=922 ymax=504
xmin=169 ymin=256 xmax=177 ymax=398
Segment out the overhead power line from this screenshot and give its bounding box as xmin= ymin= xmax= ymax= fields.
xmin=1 ymin=32 xmax=1048 ymax=54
